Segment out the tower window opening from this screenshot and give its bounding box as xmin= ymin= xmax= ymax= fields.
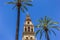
xmin=30 ymin=37 xmax=33 ymax=39
xmin=31 ymin=28 xmax=33 ymax=32
xmin=28 ymin=21 xmax=29 ymax=24
xmin=26 ymin=37 xmax=28 ymax=39
xmin=28 ymin=27 xmax=30 ymax=32
xmin=25 ymin=28 xmax=27 ymax=32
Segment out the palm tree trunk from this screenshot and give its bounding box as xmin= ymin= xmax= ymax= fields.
xmin=16 ymin=6 xmax=20 ymax=40
xmin=45 ymin=31 xmax=50 ymax=40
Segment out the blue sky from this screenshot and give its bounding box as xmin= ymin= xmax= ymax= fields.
xmin=0 ymin=0 xmax=60 ymax=40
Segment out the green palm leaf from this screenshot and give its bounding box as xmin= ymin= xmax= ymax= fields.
xmin=35 ymin=30 xmax=40 ymax=36
xmin=50 ymin=26 xmax=60 ymax=31
xmin=48 ymin=30 xmax=51 ymax=35
xmin=47 ymin=19 xmax=51 ymax=25
xmin=37 ymin=18 xmax=43 ymax=24
xmin=44 ymin=16 xmax=47 ymax=23
xmin=23 ymin=5 xmax=28 ymax=11
xmin=35 ymin=24 xmax=41 ymax=28
xmin=40 ymin=30 xmax=43 ymax=40
xmin=12 ymin=5 xmax=17 ymax=9
xmin=22 ymin=0 xmax=32 ymax=2
xmin=51 ymin=29 xmax=56 ymax=36
xmin=48 ymin=22 xmax=58 ymax=25
xmin=45 ymin=31 xmax=47 ymax=39
xmin=7 ymin=2 xmax=16 ymax=4
xmin=24 ymin=3 xmax=32 ymax=6
xmin=40 ymin=32 xmax=42 ymax=40
xmin=20 ymin=7 xmax=25 ymax=13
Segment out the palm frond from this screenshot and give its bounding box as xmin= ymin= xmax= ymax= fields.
xmin=35 ymin=24 xmax=41 ymax=28
xmin=47 ymin=18 xmax=51 ymax=25
xmin=40 ymin=30 xmax=43 ymax=40
xmin=21 ymin=0 xmax=32 ymax=2
xmin=51 ymin=29 xmax=56 ymax=36
xmin=7 ymin=2 xmax=16 ymax=4
xmin=48 ymin=30 xmax=51 ymax=35
xmin=24 ymin=3 xmax=32 ymax=6
xmin=12 ymin=5 xmax=17 ymax=9
xmin=37 ymin=20 xmax=42 ymax=23
xmin=44 ymin=16 xmax=47 ymax=23
xmin=23 ymin=5 xmax=28 ymax=11
xmin=50 ymin=26 xmax=60 ymax=31
xmin=53 ymin=22 xmax=59 ymax=24
xmin=20 ymin=7 xmax=25 ymax=13
xmin=45 ymin=31 xmax=47 ymax=39
xmin=36 ymin=20 xmax=40 ymax=22
xmin=37 ymin=18 xmax=43 ymax=24
xmin=14 ymin=0 xmax=16 ymax=1
xmin=35 ymin=30 xmax=40 ymax=36
xmin=45 ymin=17 xmax=51 ymax=25
xmin=48 ymin=21 xmax=58 ymax=25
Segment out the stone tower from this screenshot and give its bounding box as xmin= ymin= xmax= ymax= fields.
xmin=22 ymin=14 xmax=35 ymax=40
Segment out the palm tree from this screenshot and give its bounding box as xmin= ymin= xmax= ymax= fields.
xmin=7 ymin=0 xmax=32 ymax=40
xmin=35 ymin=16 xmax=60 ymax=40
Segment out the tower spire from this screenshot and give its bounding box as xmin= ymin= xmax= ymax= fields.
xmin=22 ymin=14 xmax=36 ymax=40
xmin=26 ymin=13 xmax=31 ymax=21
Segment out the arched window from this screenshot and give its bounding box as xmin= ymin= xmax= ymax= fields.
xmin=31 ymin=28 xmax=33 ymax=32
xmin=26 ymin=37 xmax=28 ymax=39
xmin=28 ymin=27 xmax=30 ymax=32
xmin=27 ymin=21 xmax=29 ymax=24
xmin=30 ymin=37 xmax=33 ymax=39
xmin=25 ymin=28 xmax=27 ymax=32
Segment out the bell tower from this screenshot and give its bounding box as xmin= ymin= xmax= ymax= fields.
xmin=22 ymin=14 xmax=35 ymax=40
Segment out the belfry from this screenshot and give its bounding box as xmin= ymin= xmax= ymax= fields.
xmin=22 ymin=14 xmax=36 ymax=40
